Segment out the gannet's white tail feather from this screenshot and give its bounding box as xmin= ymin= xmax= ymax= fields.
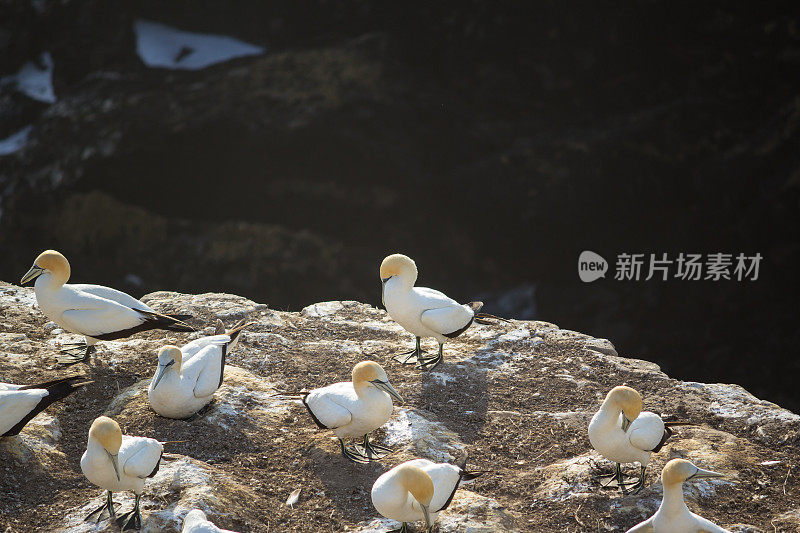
xmin=624 ymin=516 xmax=655 ymax=533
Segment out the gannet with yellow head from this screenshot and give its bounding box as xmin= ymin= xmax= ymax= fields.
xmin=20 ymin=250 xmax=194 ymax=365
xmin=80 ymin=416 xmax=163 ymax=530
xmin=298 ymin=361 xmax=402 ymax=463
xmin=148 ymin=320 xmax=249 ymax=419
xmin=380 ymin=254 xmax=488 ymax=371
xmin=0 ymin=377 xmax=90 ymax=437
xmin=626 ymin=458 xmax=728 ymax=532
xmin=588 ymin=386 xmax=683 ymax=493
xmin=371 ymin=458 xmax=485 ymax=533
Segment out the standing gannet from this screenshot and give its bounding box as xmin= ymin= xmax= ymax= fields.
xmin=20 ymin=250 xmax=195 ymax=364
xmin=371 ymin=458 xmax=485 ymax=532
xmin=182 ymin=509 xmax=238 ymax=533
xmin=380 ymin=254 xmax=500 ymax=371
xmin=0 ymin=377 xmax=90 ymax=437
xmin=589 ymin=386 xmax=684 ymax=493
xmin=288 ymin=361 xmax=402 ymax=464
xmin=626 ymin=459 xmax=728 ymax=532
xmin=148 ymin=319 xmax=249 ymax=419
xmin=81 ymin=416 xmax=163 ymax=530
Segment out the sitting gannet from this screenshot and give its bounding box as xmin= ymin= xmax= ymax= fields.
xmin=182 ymin=509 xmax=238 ymax=533
xmin=589 ymin=386 xmax=684 ymax=493
xmin=380 ymin=254 xmax=500 ymax=371
xmin=81 ymin=416 xmax=163 ymax=530
xmin=371 ymin=458 xmax=485 ymax=532
xmin=626 ymin=458 xmax=728 ymax=532
xmin=1 ymin=377 xmax=89 ymax=437
xmin=21 ymin=250 xmax=195 ymax=365
xmin=148 ymin=319 xmax=249 ymax=419
xmin=293 ymin=361 xmax=402 ymax=464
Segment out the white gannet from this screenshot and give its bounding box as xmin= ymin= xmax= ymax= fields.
xmin=81 ymin=416 xmax=163 ymax=530
xmin=182 ymin=509 xmax=238 ymax=533
xmin=20 ymin=250 xmax=195 ymax=365
xmin=380 ymin=253 xmax=501 ymax=371
xmin=588 ymin=386 xmax=684 ymax=493
xmin=0 ymin=377 xmax=90 ymax=437
xmin=148 ymin=319 xmax=249 ymax=419
xmin=626 ymin=458 xmax=728 ymax=532
xmin=290 ymin=361 xmax=402 ymax=464
xmin=371 ymin=458 xmax=485 ymax=533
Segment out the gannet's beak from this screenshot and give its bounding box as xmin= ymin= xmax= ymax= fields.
xmin=371 ymin=379 xmax=403 ymax=403
xmin=621 ymin=416 xmax=632 ymax=432
xmin=20 ymin=265 xmax=44 ymax=285
xmin=420 ymin=504 xmax=431 ymax=530
xmin=153 ymin=360 xmax=174 ymax=389
xmin=688 ymin=467 xmax=724 ymax=481
xmin=380 ymin=277 xmax=392 ymax=308
xmin=381 ymin=276 xmax=392 ymax=284
xmin=108 ymin=452 xmax=121 ymax=481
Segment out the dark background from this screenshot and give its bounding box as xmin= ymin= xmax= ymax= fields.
xmin=1 ymin=1 xmax=799 ymax=410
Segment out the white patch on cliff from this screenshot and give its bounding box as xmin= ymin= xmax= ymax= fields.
xmin=134 ymin=20 xmax=264 ymax=70
xmin=1 ymin=52 xmax=56 ymax=103
xmin=0 ymin=125 xmax=33 ymax=156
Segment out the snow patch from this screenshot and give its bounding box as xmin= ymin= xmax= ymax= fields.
xmin=134 ymin=19 xmax=264 ymax=70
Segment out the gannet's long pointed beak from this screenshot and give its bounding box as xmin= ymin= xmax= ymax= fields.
xmin=153 ymin=360 xmax=174 ymax=389
xmin=621 ymin=416 xmax=632 ymax=432
xmin=371 ymin=380 xmax=403 ymax=403
xmin=20 ymin=265 xmax=44 ymax=285
xmin=108 ymin=452 xmax=121 ymax=481
xmin=420 ymin=504 xmax=431 ymax=530
xmin=688 ymin=467 xmax=724 ymax=480
xmin=380 ymin=277 xmax=391 ymax=308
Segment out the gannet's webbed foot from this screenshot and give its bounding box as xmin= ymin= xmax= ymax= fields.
xmin=417 ymin=344 xmax=443 ymax=371
xmin=116 ymin=495 xmax=142 ymax=531
xmin=58 ymin=343 xmax=95 ymax=365
xmin=598 ymin=463 xmax=635 ymax=489
xmin=355 ymin=433 xmax=393 ymax=460
xmin=339 ymin=438 xmax=370 ymax=464
xmin=388 ymin=523 xmax=410 ymax=533
xmin=628 ymin=466 xmax=647 ymax=494
xmin=85 ymin=491 xmax=117 ymax=523
xmin=393 ymin=337 xmax=424 ymax=365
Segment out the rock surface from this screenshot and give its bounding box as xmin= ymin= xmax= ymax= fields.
xmin=1 ymin=281 xmax=799 ymax=531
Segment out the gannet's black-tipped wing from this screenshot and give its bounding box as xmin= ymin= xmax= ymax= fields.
xmin=1 ymin=377 xmax=88 ymax=437
xmin=87 ymin=308 xmax=194 ymax=340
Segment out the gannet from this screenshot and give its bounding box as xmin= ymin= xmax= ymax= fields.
xmin=81 ymin=416 xmax=163 ymax=530
xmin=0 ymin=377 xmax=89 ymax=437
xmin=380 ymin=254 xmax=500 ymax=371
xmin=20 ymin=250 xmax=195 ymax=365
xmin=588 ymin=386 xmax=684 ymax=493
xmin=371 ymin=458 xmax=485 ymax=532
xmin=290 ymin=361 xmax=402 ymax=464
xmin=626 ymin=458 xmax=728 ymax=532
xmin=182 ymin=509 xmax=238 ymax=533
xmin=148 ymin=319 xmax=249 ymax=419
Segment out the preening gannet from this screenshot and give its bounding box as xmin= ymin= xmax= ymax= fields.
xmin=148 ymin=319 xmax=249 ymax=419
xmin=371 ymin=458 xmax=485 ymax=533
xmin=380 ymin=254 xmax=500 ymax=371
xmin=81 ymin=416 xmax=163 ymax=530
xmin=182 ymin=509 xmax=238 ymax=533
xmin=0 ymin=377 xmax=89 ymax=437
xmin=21 ymin=250 xmax=195 ymax=365
xmin=626 ymin=459 xmax=728 ymax=533
xmin=290 ymin=361 xmax=402 ymax=464
xmin=589 ymin=386 xmax=684 ymax=493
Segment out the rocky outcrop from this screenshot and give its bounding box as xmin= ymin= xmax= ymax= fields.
xmin=1 ymin=281 xmax=799 ymax=531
